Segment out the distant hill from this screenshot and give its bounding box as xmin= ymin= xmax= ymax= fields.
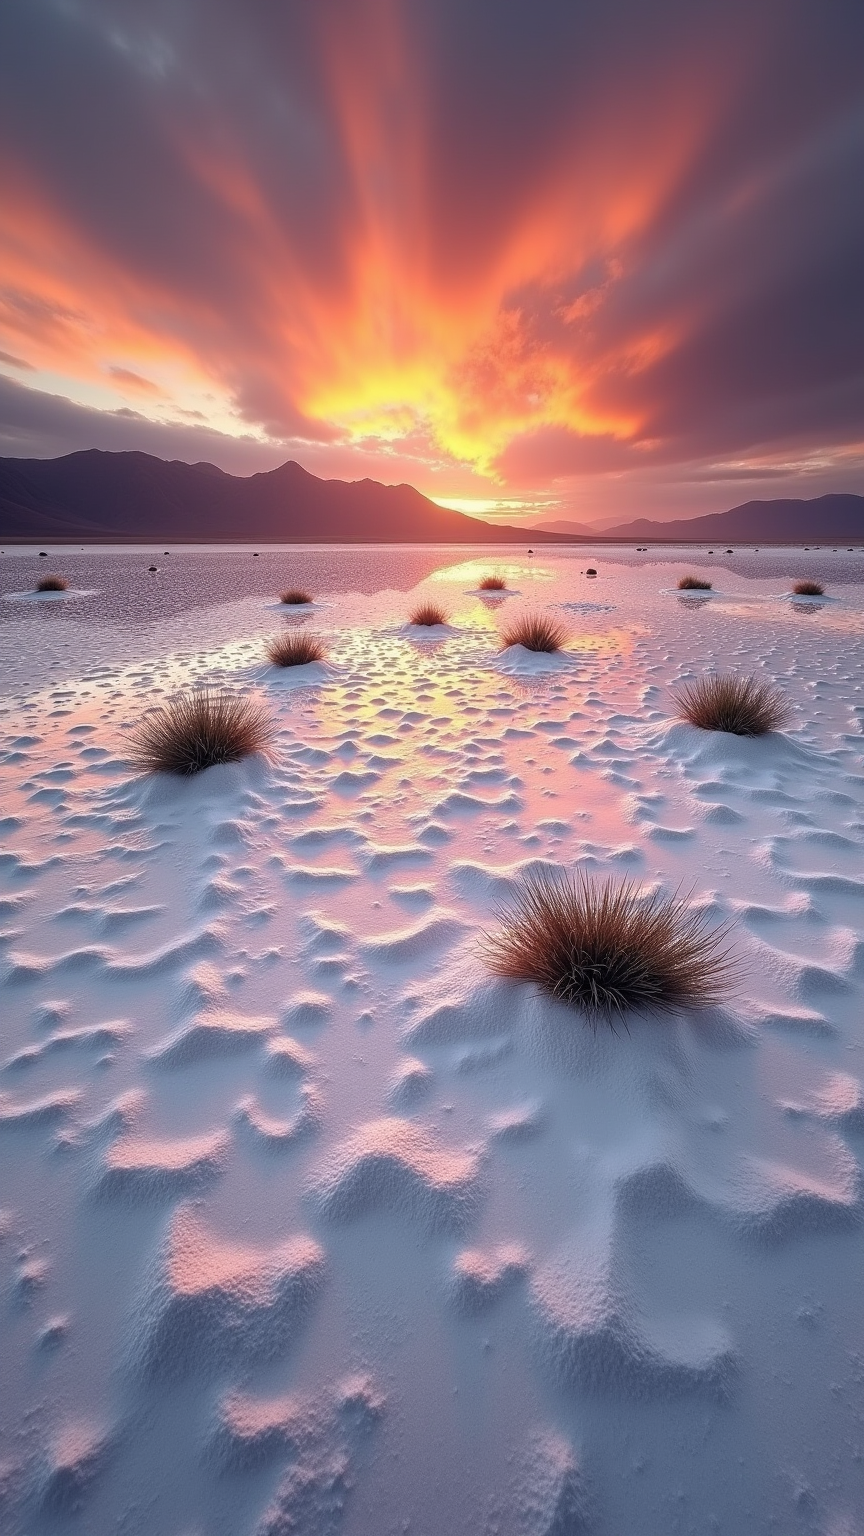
xmin=524 ymin=516 xmax=599 ymax=537
xmin=534 ymin=494 xmax=864 ymax=543
xmin=0 ymin=450 xmax=572 ymax=543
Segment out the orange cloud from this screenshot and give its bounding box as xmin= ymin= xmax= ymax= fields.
xmin=1 ymin=0 xmax=860 ymax=512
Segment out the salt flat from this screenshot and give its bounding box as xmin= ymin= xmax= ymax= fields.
xmin=1 ymin=546 xmax=863 ymax=1535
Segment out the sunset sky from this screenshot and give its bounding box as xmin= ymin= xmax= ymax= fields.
xmin=1 ymin=0 xmax=862 ymax=525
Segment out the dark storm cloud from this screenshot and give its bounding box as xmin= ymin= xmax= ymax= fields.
xmin=0 ymin=373 xmax=285 ymax=472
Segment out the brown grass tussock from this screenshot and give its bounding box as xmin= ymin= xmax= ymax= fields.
xmin=499 ymin=612 xmax=569 ymax=653
xmin=129 ymin=690 xmax=273 ymax=775
xmin=409 ymin=601 xmax=449 ymax=626
xmin=674 ymin=673 xmax=791 ymax=735
xmin=266 ymin=631 xmax=326 ymax=667
xmin=484 ymin=867 xmax=736 ymax=1022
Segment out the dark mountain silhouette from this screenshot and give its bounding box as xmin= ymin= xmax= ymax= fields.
xmin=2 ymin=453 xmax=859 ymax=544
xmin=535 ymin=495 xmax=864 ymax=542
xmin=0 ymin=450 xmax=569 ymax=543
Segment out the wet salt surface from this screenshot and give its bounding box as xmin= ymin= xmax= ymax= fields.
xmin=1 ymin=547 xmax=863 ymax=1535
xmin=1 ymin=542 xmax=863 ymax=697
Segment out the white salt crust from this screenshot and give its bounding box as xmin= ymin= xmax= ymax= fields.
xmin=1 ymin=548 xmax=863 ymax=1534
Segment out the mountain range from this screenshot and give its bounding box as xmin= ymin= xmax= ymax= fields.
xmin=0 ymin=450 xmax=560 ymax=544
xmin=0 ymin=451 xmax=861 ymax=543
xmin=534 ymin=494 xmax=864 ymax=542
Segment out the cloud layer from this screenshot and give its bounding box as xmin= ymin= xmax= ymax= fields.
xmin=1 ymin=0 xmax=862 ymax=517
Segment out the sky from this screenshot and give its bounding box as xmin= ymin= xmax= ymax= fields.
xmin=1 ymin=0 xmax=862 ymax=527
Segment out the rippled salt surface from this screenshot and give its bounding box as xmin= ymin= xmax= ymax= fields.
xmin=1 ymin=546 xmax=863 ymax=1535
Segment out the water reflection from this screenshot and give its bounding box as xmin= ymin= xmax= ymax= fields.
xmin=404 ymin=631 xmax=451 ymax=654
xmin=676 ymin=595 xmax=711 ymax=609
xmin=791 ymin=601 xmax=824 ymax=615
xmin=430 ymin=557 xmax=553 ymax=586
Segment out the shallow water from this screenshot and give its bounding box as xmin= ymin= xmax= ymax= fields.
xmin=2 ymin=543 xmax=863 ymax=698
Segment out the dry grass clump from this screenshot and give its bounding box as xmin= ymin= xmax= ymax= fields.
xmin=499 ymin=612 xmax=569 ymax=653
xmin=792 ymin=580 xmax=824 ymax=597
xmin=266 ymin=631 xmax=326 ymax=667
xmin=36 ymin=575 xmax=68 ymax=592
xmin=484 ymin=868 xmax=735 ymax=1022
xmin=280 ymin=588 xmax=313 ymax=605
xmin=409 ymin=601 xmax=449 ymax=626
xmin=479 ymin=574 xmax=507 ymax=591
xmin=674 ymin=673 xmax=791 ymax=736
xmin=677 ymin=575 xmax=712 ymax=591
xmin=129 ymin=690 xmax=273 ymax=775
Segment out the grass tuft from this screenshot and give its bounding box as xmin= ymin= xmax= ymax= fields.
xmin=409 ymin=601 xmax=449 ymax=626
xmin=677 ymin=575 xmax=712 ymax=591
xmin=266 ymin=631 xmax=326 ymax=667
xmin=36 ymin=575 xmax=68 ymax=592
xmin=499 ymin=611 xmax=569 ymax=653
xmin=674 ymin=673 xmax=791 ymax=735
xmin=792 ymin=580 xmax=824 ymax=597
xmin=484 ymin=868 xmax=735 ymax=1022
xmin=280 ymin=589 xmax=313 ymax=605
xmin=479 ymin=574 xmax=507 ymax=591
xmin=129 ymin=690 xmax=273 ymax=775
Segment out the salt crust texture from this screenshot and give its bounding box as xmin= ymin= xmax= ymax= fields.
xmin=1 ymin=549 xmax=863 ymax=1533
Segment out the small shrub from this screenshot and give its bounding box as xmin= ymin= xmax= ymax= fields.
xmin=674 ymin=673 xmax=791 ymax=736
xmin=484 ymin=867 xmax=735 ymax=1022
xmin=677 ymin=575 xmax=712 ymax=591
xmin=409 ymin=602 xmax=449 ymax=626
xmin=479 ymin=574 xmax=507 ymax=591
xmin=36 ymin=575 xmax=67 ymax=592
xmin=792 ymin=580 xmax=824 ymax=597
xmin=586 ymin=567 xmax=597 ymax=577
xmin=129 ymin=690 xmax=273 ymax=775
xmin=499 ymin=612 xmax=569 ymax=653
xmin=266 ymin=631 xmax=326 ymax=667
xmin=280 ymin=589 xmax=313 ymax=605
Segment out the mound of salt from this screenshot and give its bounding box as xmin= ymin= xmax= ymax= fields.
xmin=263 ymin=1036 xmax=316 ymax=1077
xmin=450 ymin=1243 xmax=532 ymax=1311
xmin=149 ymin=1011 xmax=276 ymax=1066
xmin=234 ymin=1087 xmax=321 ymax=1148
xmin=39 ymin=1422 xmax=113 ymax=1515
xmin=308 ymin=1116 xmax=482 ymax=1231
xmin=95 ymin=1129 xmax=229 ymax=1202
xmin=361 ymin=912 xmax=467 ymax=964
xmin=130 ymin=1204 xmax=325 ymax=1380
xmin=387 ymin=1057 xmax=434 ymax=1107
xmin=0 ymin=1089 xmax=81 ymax=1128
xmin=511 ymin=1428 xmax=591 ymax=1536
xmin=531 ymin=1234 xmax=738 ymax=1401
